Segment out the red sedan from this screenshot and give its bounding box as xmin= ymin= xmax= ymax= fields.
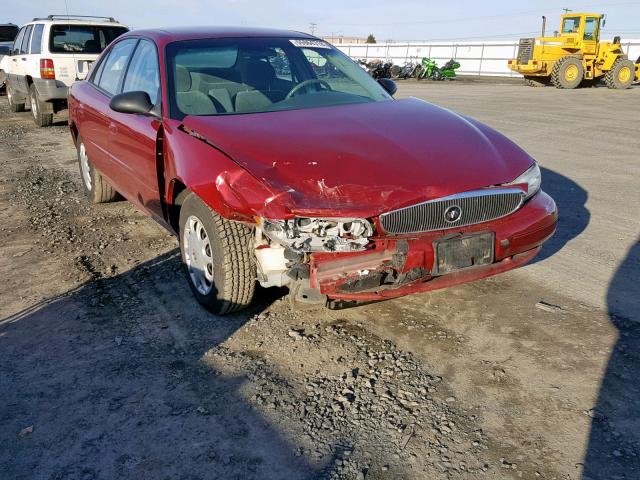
xmin=68 ymin=27 xmax=557 ymax=314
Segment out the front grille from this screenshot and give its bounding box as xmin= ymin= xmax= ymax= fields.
xmin=379 ymin=188 xmax=525 ymax=235
xmin=517 ymin=38 xmax=535 ymax=64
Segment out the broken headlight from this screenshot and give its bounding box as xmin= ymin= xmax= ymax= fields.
xmin=260 ymin=217 xmax=374 ymax=253
xmin=508 ymin=162 xmax=541 ymax=200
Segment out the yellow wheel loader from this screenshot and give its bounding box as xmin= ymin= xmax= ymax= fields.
xmin=508 ymin=13 xmax=640 ymax=89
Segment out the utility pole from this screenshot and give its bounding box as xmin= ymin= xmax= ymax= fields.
xmin=309 ymin=22 xmax=317 ymax=35
xmin=562 ymin=8 xmax=572 ymax=14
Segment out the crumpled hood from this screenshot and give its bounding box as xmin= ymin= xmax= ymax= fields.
xmin=182 ymin=97 xmax=534 ymax=217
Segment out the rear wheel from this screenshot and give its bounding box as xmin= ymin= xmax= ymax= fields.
xmin=77 ymin=135 xmax=118 ymax=204
xmin=524 ymin=76 xmax=549 ymax=87
xmin=7 ymin=85 xmax=25 ymax=112
xmin=551 ymin=57 xmax=584 ymax=89
xmin=178 ymin=193 xmax=256 ymax=315
xmin=29 ymin=83 xmax=53 ymax=127
xmin=605 ymin=58 xmax=635 ymax=89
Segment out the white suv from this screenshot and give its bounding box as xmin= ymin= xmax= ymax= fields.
xmin=3 ymin=15 xmax=128 ymax=126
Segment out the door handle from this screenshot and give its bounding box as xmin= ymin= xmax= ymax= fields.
xmin=108 ymin=122 xmax=118 ymax=134
xmin=21 ymin=57 xmax=27 ymax=61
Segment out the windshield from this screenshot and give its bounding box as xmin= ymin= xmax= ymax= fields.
xmin=166 ymin=37 xmax=391 ymax=118
xmin=49 ymin=24 xmax=128 ymax=53
xmin=0 ymin=25 xmax=18 ymax=42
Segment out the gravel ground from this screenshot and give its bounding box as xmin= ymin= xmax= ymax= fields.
xmin=0 ymin=82 xmax=638 ymax=480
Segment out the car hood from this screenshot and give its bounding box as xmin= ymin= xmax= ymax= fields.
xmin=181 ymin=97 xmax=534 ymax=217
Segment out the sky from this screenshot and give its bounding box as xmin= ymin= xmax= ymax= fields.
xmin=10 ymin=0 xmax=640 ymax=41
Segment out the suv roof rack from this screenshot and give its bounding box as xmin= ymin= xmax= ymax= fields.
xmin=31 ymin=15 xmax=118 ymax=23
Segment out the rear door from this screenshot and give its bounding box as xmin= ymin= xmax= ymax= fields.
xmin=107 ymin=38 xmax=163 ymax=216
xmin=79 ymin=38 xmax=137 ymax=184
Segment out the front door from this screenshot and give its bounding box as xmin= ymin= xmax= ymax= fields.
xmin=106 ymin=38 xmax=163 ymax=217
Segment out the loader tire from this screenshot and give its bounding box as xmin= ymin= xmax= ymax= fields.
xmin=179 ymin=193 xmax=256 ymax=315
xmin=524 ymin=76 xmax=549 ymax=87
xmin=551 ymin=56 xmax=584 ymax=89
xmin=604 ymin=58 xmax=635 ymax=89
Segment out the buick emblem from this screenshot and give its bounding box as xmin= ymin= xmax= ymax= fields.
xmin=444 ymin=205 xmax=462 ymax=223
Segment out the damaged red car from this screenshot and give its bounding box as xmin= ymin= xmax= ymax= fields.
xmin=67 ymin=27 xmax=557 ymax=314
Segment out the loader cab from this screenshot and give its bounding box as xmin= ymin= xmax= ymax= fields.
xmin=559 ymin=13 xmax=603 ymax=54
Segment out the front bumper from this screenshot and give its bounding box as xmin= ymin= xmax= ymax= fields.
xmin=508 ymin=59 xmax=548 ymax=75
xmin=309 ymin=190 xmax=557 ymax=301
xmin=33 ymin=78 xmax=69 ymax=102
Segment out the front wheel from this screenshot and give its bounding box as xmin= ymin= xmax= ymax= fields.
xmin=29 ymin=83 xmax=53 ymax=127
xmin=605 ymin=59 xmax=635 ymax=89
xmin=179 ymin=193 xmax=256 ymax=315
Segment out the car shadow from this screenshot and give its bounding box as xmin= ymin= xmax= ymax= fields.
xmin=533 ymin=166 xmax=590 ymax=263
xmin=582 ymin=238 xmax=640 ymax=479
xmin=0 ymin=251 xmax=329 ymax=479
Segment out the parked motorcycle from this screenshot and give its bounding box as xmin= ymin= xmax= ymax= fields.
xmin=416 ymin=58 xmax=461 ymax=80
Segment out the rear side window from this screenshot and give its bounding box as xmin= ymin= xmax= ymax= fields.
xmin=96 ymin=38 xmax=137 ymax=95
xmin=122 ymin=40 xmax=160 ymax=104
xmin=20 ymin=25 xmax=33 ymax=54
xmin=49 ymin=24 xmax=128 ymax=54
xmin=30 ymin=24 xmax=44 ymax=54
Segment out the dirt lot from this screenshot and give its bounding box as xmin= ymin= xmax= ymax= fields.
xmin=1 ymin=81 xmax=638 ymax=480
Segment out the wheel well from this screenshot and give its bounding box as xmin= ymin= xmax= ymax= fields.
xmin=69 ymin=122 xmax=78 ymax=145
xmin=168 ymin=180 xmax=190 ymax=234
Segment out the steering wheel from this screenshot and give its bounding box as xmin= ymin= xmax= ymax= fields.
xmin=286 ymin=79 xmax=332 ymax=99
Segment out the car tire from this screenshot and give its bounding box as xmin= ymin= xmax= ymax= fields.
xmin=77 ymin=135 xmax=118 ymax=203
xmin=604 ymin=58 xmax=635 ymax=90
xmin=7 ymin=84 xmax=25 ymax=112
xmin=179 ymin=193 xmax=256 ymax=315
xmin=29 ymin=83 xmax=53 ymax=127
xmin=551 ymin=56 xmax=584 ymax=89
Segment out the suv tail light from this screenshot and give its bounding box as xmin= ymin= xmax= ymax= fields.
xmin=40 ymin=59 xmax=55 ymax=80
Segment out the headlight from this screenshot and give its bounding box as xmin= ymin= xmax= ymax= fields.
xmin=509 ymin=162 xmax=541 ymax=200
xmin=260 ymin=217 xmax=374 ymax=253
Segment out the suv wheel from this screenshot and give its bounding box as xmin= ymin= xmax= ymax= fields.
xmin=179 ymin=193 xmax=256 ymax=315
xmin=29 ymin=84 xmax=53 ymax=127
xmin=77 ymin=135 xmax=118 ymax=203
xmin=7 ymin=85 xmax=25 ymax=112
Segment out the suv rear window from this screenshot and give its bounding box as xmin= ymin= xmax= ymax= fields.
xmin=49 ymin=24 xmax=128 ymax=53
xmin=0 ymin=25 xmax=19 ymax=42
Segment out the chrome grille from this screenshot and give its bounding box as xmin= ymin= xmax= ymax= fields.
xmin=517 ymin=38 xmax=535 ymax=64
xmin=380 ymin=188 xmax=525 ymax=235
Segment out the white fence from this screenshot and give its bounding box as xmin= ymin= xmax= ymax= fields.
xmin=337 ymin=40 xmax=640 ymax=77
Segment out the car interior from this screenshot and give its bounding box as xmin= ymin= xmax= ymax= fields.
xmin=175 ymin=49 xmax=295 ymax=115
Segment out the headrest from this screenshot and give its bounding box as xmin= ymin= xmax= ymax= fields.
xmin=240 ymin=59 xmax=275 ymax=89
xmin=175 ymin=65 xmax=191 ymax=92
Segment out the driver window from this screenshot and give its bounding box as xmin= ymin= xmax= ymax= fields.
xmin=584 ymin=18 xmax=598 ymax=40
xmin=122 ymin=39 xmax=160 ymax=105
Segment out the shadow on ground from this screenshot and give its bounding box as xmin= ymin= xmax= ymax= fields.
xmin=583 ymin=238 xmax=640 ymax=479
xmin=534 ymin=166 xmax=590 ymax=263
xmin=0 ymin=251 xmax=324 ymax=480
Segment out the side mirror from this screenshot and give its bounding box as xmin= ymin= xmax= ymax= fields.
xmin=109 ymin=91 xmax=154 ymax=116
xmin=378 ymin=78 xmax=397 ymax=96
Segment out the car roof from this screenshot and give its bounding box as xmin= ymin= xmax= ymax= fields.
xmin=122 ymin=26 xmax=315 ymax=46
